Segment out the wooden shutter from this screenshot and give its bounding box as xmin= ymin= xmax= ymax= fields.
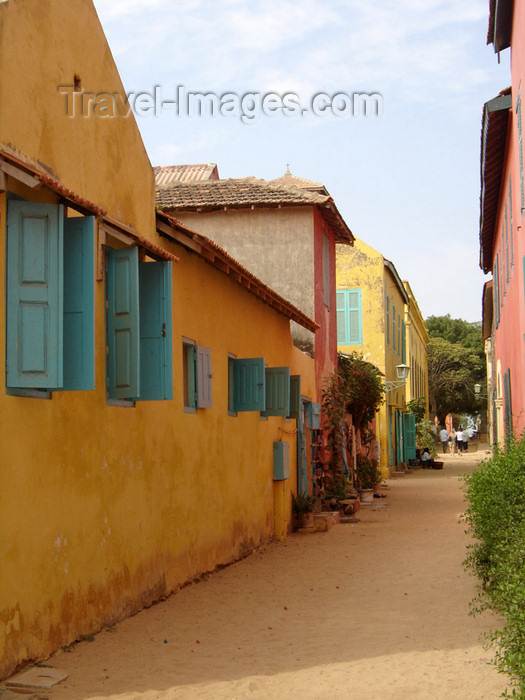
xmin=264 ymin=367 xmax=291 ymax=417
xmin=106 ymin=246 xmax=140 ymax=399
xmin=138 ymin=261 xmax=173 ymax=401
xmin=386 ymin=295 xmax=390 ymax=346
xmin=403 ymin=413 xmax=416 ymax=461
xmin=7 ymin=201 xmax=63 ymax=388
xmin=347 ymin=289 xmax=362 ymax=344
xmin=336 ymin=290 xmax=346 ymax=344
xmin=401 ymin=321 xmax=406 ymax=364
xmin=288 ymin=375 xmax=301 ymax=419
xmin=233 ymin=358 xmax=265 ymax=411
xmin=196 ymin=345 xmax=212 ymax=407
xmin=63 ymin=216 xmax=95 ymax=390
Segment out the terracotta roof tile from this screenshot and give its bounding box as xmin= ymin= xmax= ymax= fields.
xmin=154 ymin=163 xmax=219 ymax=185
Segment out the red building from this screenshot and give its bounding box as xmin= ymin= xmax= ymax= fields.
xmin=480 ymin=0 xmax=525 ymax=441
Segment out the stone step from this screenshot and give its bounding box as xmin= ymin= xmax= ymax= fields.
xmin=313 ymin=511 xmax=340 ymax=532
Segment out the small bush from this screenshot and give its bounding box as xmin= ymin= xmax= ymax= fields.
xmin=463 ymin=435 xmax=525 ymax=697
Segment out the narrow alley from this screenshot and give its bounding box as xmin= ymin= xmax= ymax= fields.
xmin=18 ymin=448 xmax=504 ymax=700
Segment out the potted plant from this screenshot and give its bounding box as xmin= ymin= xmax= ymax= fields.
xmin=292 ymin=493 xmax=316 ymax=529
xmin=356 ymin=455 xmax=381 ymax=500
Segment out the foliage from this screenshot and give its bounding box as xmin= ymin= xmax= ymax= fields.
xmin=463 ymin=435 xmax=525 ymax=697
xmin=321 ymin=353 xmax=384 ymax=493
xmin=292 ymin=492 xmax=316 ymax=514
xmin=427 ymin=336 xmax=485 ymax=423
xmin=406 ymin=398 xmax=437 ymax=456
xmin=426 ymin=314 xmax=484 ymax=361
xmin=355 ymin=455 xmax=381 ymax=490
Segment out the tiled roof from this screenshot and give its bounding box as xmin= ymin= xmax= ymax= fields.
xmin=154 ymin=163 xmax=219 ymax=185
xmin=156 ymin=177 xmax=354 ymax=243
xmin=268 ymin=167 xmax=329 ymax=195
xmin=156 ymin=211 xmax=318 ymax=332
xmin=479 ymin=88 xmax=512 ymax=273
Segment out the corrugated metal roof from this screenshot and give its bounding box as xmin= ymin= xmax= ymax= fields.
xmin=156 ymin=177 xmax=354 ymax=243
xmin=479 ymin=88 xmax=512 ymax=273
xmin=154 ymin=163 xmax=219 ymax=185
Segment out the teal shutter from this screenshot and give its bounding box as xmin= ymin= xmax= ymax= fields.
xmin=63 ymin=216 xmax=95 ymax=390
xmin=401 ymin=321 xmax=406 ymax=363
xmin=288 ymin=375 xmax=301 ymax=419
xmin=309 ymin=402 xmax=321 ymax=429
xmin=263 ymin=367 xmax=291 ymax=416
xmin=392 ymin=304 xmax=396 ymax=352
xmin=137 ymin=261 xmax=172 ymax=401
xmin=233 ymin=358 xmax=265 ymax=411
xmin=107 ymin=247 xmax=139 ymax=399
xmin=403 ymin=413 xmax=416 ymax=461
xmin=503 ymin=369 xmax=513 ymax=437
xmin=336 ymin=290 xmax=346 ymax=344
xmin=196 ymin=345 xmax=212 ymax=407
xmin=7 ymin=201 xmax=63 ymax=388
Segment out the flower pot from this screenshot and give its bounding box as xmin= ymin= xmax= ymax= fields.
xmin=299 ymin=512 xmax=315 ymax=529
xmin=360 ymin=489 xmax=374 ymax=503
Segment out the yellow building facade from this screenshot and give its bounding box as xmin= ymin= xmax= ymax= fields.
xmin=336 ymin=239 xmax=429 ymax=475
xmin=0 ymin=0 xmax=317 ymax=678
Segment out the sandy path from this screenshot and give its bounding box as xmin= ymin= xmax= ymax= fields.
xmin=39 ymin=447 xmax=507 ymax=699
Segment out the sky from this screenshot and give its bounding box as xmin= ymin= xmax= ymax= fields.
xmin=92 ymin=0 xmax=509 ymax=323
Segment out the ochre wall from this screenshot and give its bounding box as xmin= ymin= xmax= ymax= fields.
xmin=0 ymin=192 xmax=316 ymax=676
xmin=0 ymin=0 xmax=154 ymax=236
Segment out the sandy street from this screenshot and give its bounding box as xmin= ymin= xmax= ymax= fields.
xmin=25 ymin=447 xmax=509 ymax=699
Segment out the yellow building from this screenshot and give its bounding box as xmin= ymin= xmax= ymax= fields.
xmin=336 ymin=238 xmax=429 ymax=475
xmin=0 ymin=0 xmax=317 ymax=679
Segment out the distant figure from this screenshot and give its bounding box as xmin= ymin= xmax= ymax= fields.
xmin=439 ymin=427 xmax=449 ymax=453
xmin=462 ymin=430 xmax=469 ymax=452
xmin=449 ymin=428 xmax=457 ymax=455
xmin=421 ymin=448 xmax=434 ymax=468
xmin=456 ymin=428 xmax=464 ymax=454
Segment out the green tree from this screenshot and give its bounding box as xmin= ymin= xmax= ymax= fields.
xmin=426 ymin=314 xmax=484 ymax=360
xmin=427 ymin=337 xmax=484 ymax=423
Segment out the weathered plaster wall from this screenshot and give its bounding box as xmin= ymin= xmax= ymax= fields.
xmin=0 ymin=0 xmax=154 ymax=236
xmin=173 ymin=207 xmax=316 ymax=353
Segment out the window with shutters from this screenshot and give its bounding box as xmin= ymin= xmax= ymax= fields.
xmin=181 ymin=338 xmax=211 ymax=411
xmin=336 ymin=289 xmax=362 ymax=345
xmin=6 ymin=199 xmax=95 ymax=395
xmin=228 ymin=357 xmax=298 ymax=417
xmin=392 ymin=303 xmax=396 ymax=353
xmin=106 ymin=246 xmax=173 ymax=403
xmin=386 ymin=294 xmax=390 ymax=346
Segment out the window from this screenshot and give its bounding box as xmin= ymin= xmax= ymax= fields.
xmin=397 ymin=312 xmax=401 ymax=357
xmin=322 ymin=233 xmax=330 ymax=308
xmin=106 ymin=246 xmax=172 ymax=401
xmin=336 ymin=289 xmax=362 ymax=345
xmin=401 ymin=321 xmax=406 ymax=363
xmin=228 ymin=357 xmax=299 ymax=417
xmin=386 ymin=295 xmax=390 ymax=346
xmin=6 ymin=200 xmax=95 ymax=392
xmin=392 ymin=304 xmax=396 ymax=353
xmin=181 ymin=339 xmax=212 ymax=411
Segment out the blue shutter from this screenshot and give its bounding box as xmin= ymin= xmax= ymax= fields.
xmin=107 ymin=247 xmax=139 ymax=399
xmin=403 ymin=413 xmax=416 ymax=461
xmin=196 ymin=345 xmax=212 ymax=407
xmin=233 ymin=358 xmax=265 ymax=411
xmin=309 ymin=402 xmax=321 ymax=429
xmin=63 ymin=216 xmax=95 ymax=390
xmin=288 ymin=375 xmax=301 ymax=419
xmin=264 ymin=367 xmax=291 ymax=417
xmin=347 ymin=289 xmax=362 ymax=344
xmin=137 ymin=261 xmax=172 ymax=401
xmin=7 ymin=201 xmax=63 ymax=388
xmin=336 ymin=290 xmax=346 ymax=344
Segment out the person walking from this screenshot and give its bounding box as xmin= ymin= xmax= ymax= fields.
xmin=456 ymin=427 xmax=464 ymax=455
xmin=449 ymin=428 xmax=457 ymax=455
xmin=439 ymin=427 xmax=449 ymax=454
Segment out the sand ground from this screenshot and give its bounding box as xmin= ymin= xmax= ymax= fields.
xmin=9 ymin=444 xmax=511 ymax=699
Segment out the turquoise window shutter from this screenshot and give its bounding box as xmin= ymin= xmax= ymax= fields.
xmin=392 ymin=304 xmax=396 ymax=352
xmin=196 ymin=345 xmax=212 ymax=407
xmin=309 ymin=402 xmax=321 ymax=429
xmin=403 ymin=413 xmax=416 ymax=461
xmin=233 ymin=358 xmax=265 ymax=411
xmin=347 ymin=289 xmax=362 ymax=344
xmin=336 ymin=290 xmax=346 ymax=344
xmin=63 ymin=216 xmax=95 ymax=390
xmin=107 ymin=246 xmax=140 ymax=399
xmin=264 ymin=367 xmax=291 ymax=417
xmin=386 ymin=295 xmax=390 ymax=346
xmin=7 ymin=201 xmax=63 ymax=388
xmin=401 ymin=321 xmax=406 ymax=364
xmin=137 ymin=261 xmax=173 ymax=401
xmin=288 ymin=375 xmax=301 ymax=419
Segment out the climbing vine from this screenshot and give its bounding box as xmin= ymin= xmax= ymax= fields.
xmin=321 ymin=353 xmax=384 ymax=493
